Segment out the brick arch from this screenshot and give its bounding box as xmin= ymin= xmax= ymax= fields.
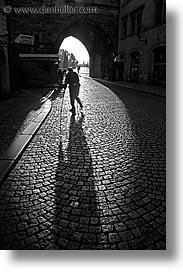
xmin=150 ymin=42 xmax=166 ymax=52
xmin=54 ymin=20 xmax=114 ymax=78
xmin=128 ymin=48 xmax=142 ymax=55
xmin=55 ymin=20 xmax=114 ymax=51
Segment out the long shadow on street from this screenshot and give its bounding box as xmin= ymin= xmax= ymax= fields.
xmin=54 ymin=113 xmax=101 ymax=249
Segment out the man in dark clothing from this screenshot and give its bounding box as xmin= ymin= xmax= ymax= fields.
xmin=65 ymin=68 xmax=83 ymax=115
xmin=77 ymin=66 xmax=80 ymax=74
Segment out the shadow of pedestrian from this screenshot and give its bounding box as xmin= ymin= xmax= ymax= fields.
xmin=53 ymin=113 xmax=101 ymax=249
xmin=49 ymin=85 xmax=65 ymax=101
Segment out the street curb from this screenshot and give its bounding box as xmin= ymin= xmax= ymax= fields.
xmin=82 ymin=75 xmax=166 ymax=98
xmin=0 ymin=99 xmax=52 ymax=187
xmin=94 ymin=78 xmax=166 ymax=98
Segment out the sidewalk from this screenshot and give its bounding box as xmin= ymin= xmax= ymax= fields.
xmin=92 ymin=78 xmax=166 ymax=98
xmin=0 ymin=88 xmax=53 ymax=154
xmin=0 ymin=87 xmax=54 ymax=184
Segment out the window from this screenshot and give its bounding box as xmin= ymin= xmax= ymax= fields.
xmin=156 ymin=0 xmax=166 ymax=24
xmin=131 ymin=15 xmax=136 ymax=35
xmin=137 ymin=12 xmax=142 ymax=33
xmin=130 ymin=7 xmax=144 ymax=35
xmin=121 ymin=16 xmax=128 ymax=38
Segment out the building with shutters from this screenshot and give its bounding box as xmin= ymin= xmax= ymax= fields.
xmin=114 ymin=0 xmax=166 ymax=85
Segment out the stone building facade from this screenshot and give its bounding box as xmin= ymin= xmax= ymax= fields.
xmin=115 ymin=0 xmax=166 ymax=85
xmin=0 ymin=0 xmax=10 ymax=99
xmin=7 ymin=0 xmax=119 ymax=86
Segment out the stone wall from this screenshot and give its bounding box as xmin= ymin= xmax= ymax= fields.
xmin=0 ymin=0 xmax=10 ymax=99
xmin=7 ymin=0 xmax=120 ymax=84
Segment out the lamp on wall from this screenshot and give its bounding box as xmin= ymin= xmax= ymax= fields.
xmin=137 ymin=32 xmax=147 ymax=45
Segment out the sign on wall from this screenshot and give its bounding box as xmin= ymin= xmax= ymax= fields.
xmin=114 ymin=52 xmax=126 ymax=63
xmin=14 ymin=34 xmax=34 ymax=45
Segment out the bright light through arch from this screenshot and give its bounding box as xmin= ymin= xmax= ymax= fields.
xmin=59 ymin=36 xmax=90 ymax=65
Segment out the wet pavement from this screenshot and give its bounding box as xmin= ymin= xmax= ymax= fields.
xmin=0 ymin=77 xmax=166 ymax=249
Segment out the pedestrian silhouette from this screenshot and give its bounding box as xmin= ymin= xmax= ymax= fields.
xmin=77 ymin=66 xmax=80 ymax=74
xmin=64 ymin=68 xmax=83 ymax=115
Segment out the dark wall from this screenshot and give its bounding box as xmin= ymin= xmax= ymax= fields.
xmin=7 ymin=0 xmax=120 ymax=83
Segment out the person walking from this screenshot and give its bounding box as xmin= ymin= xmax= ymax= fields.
xmin=77 ymin=66 xmax=80 ymax=74
xmin=64 ymin=68 xmax=83 ymax=115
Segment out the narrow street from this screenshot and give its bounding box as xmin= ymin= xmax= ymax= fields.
xmin=0 ymin=76 xmax=166 ymax=249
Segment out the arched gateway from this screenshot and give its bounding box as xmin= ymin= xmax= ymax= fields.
xmin=56 ymin=20 xmax=113 ymax=78
xmin=8 ymin=0 xmax=119 ymax=85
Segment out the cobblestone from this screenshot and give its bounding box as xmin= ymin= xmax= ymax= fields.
xmin=0 ymin=78 xmax=166 ymax=249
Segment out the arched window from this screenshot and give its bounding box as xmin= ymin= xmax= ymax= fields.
xmin=130 ymin=6 xmax=144 ymax=35
xmin=156 ymin=0 xmax=166 ymax=25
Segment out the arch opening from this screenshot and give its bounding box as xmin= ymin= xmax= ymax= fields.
xmin=58 ymin=36 xmax=90 ymax=76
xmin=55 ymin=21 xmax=114 ymax=79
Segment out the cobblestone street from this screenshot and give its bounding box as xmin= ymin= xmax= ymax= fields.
xmin=0 ymin=77 xmax=166 ymax=249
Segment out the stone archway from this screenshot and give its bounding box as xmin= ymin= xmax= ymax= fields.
xmin=55 ymin=20 xmax=114 ymax=79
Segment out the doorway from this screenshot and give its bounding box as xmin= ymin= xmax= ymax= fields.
xmin=114 ymin=62 xmax=124 ymax=81
xmin=130 ymin=51 xmax=140 ymax=82
xmin=153 ymin=46 xmax=166 ymax=84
